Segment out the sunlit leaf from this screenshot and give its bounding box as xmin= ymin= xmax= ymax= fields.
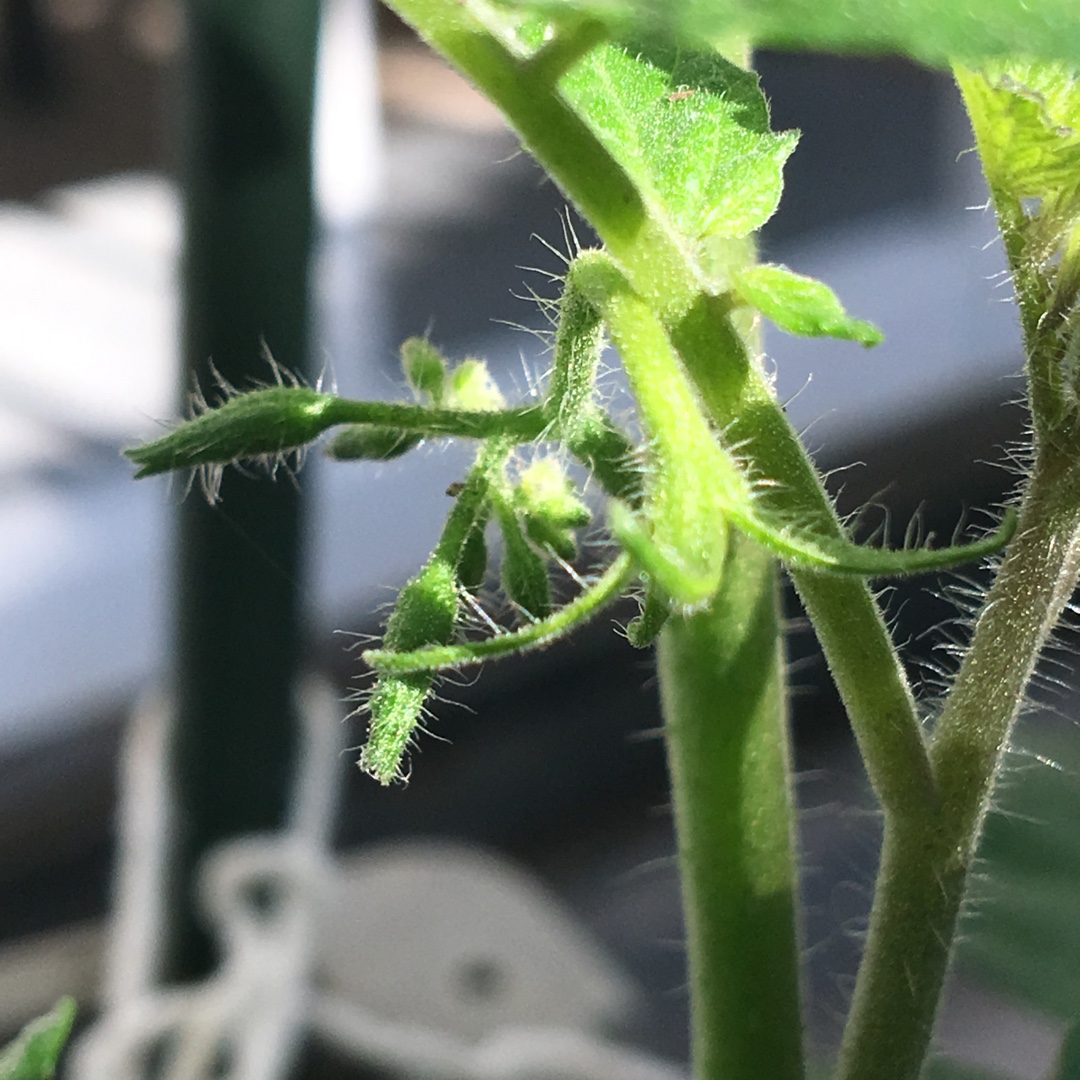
xmin=956 ymin=60 xmax=1080 ymax=209
xmin=732 ymin=263 xmax=883 ymax=345
xmin=557 ymin=39 xmax=798 ymax=245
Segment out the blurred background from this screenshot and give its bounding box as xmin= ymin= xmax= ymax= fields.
xmin=0 ymin=2 xmax=1074 ymax=1078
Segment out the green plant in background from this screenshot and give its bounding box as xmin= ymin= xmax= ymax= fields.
xmin=0 ymin=999 xmax=74 ymax=1080
xmin=127 ymin=2 xmax=1080 ymax=1078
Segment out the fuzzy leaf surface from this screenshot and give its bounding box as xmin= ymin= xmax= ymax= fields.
xmin=733 ymin=264 xmax=883 ymax=346
xmin=557 ymin=40 xmax=797 ymax=246
xmin=957 ymin=60 xmax=1080 ymax=210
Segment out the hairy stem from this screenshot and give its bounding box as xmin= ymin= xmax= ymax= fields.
xmin=382 ymin=0 xmax=931 ymax=811
xmin=671 ymin=300 xmax=936 ymax=816
xmin=836 ymin=446 xmax=1080 ymax=1080
xmin=659 ymin=532 xmax=803 ymax=1080
xmin=363 ymin=552 xmax=634 ymax=673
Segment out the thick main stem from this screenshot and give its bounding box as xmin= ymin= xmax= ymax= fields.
xmin=659 ymin=533 xmax=804 ymax=1080
xmin=836 ymin=448 xmax=1080 ymax=1080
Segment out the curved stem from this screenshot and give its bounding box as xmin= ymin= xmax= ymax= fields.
xmin=383 ymin=0 xmax=932 ymax=816
xmin=364 ymin=552 xmax=635 ymax=673
xmin=671 ymin=299 xmax=937 ymax=818
xmin=836 ymin=447 xmax=1080 ymax=1080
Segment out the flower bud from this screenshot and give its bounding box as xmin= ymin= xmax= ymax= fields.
xmin=401 ymin=337 xmax=447 ymax=403
xmin=457 ymin=517 xmax=489 ymax=593
xmin=447 ymin=359 xmax=505 ymax=411
xmin=499 ymin=510 xmax=551 ymax=619
xmin=125 ymin=386 xmax=335 ymax=478
xmin=326 ymin=425 xmax=422 ymax=461
xmin=360 ymin=556 xmax=460 ymax=785
xmin=516 ymin=458 xmax=591 ymax=561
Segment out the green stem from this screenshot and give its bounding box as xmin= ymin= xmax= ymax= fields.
xmin=792 ymin=575 xmax=937 ymax=819
xmin=374 ymin=12 xmax=938 ymax=1075
xmin=836 ymin=447 xmax=1080 ymax=1080
xmin=363 ymin=552 xmax=635 ymax=672
xmin=658 ymin=532 xmax=804 ymax=1080
xmin=381 ymin=0 xmax=930 ymax=807
xmin=325 ymin=400 xmax=548 ymax=442
xmin=670 ymin=300 xmax=937 ymax=817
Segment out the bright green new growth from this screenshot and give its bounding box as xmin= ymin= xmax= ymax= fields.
xmin=557 ymin=38 xmax=798 ymax=256
xmin=401 ymin=336 xmax=448 ymax=403
xmin=516 ymin=457 xmax=591 ymax=561
xmin=731 ymin=264 xmax=884 ymax=345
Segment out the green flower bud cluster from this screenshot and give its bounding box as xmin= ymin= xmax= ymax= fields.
xmin=327 ymin=340 xmax=506 ymax=462
xmin=361 ymin=450 xmax=599 ymax=780
xmin=125 ymin=252 xmax=1017 ymax=787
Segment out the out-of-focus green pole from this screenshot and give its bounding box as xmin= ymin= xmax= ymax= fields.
xmin=163 ymin=0 xmax=319 ymax=981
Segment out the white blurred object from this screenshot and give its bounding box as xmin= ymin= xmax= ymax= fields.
xmin=315 ymin=0 xmax=382 ymax=227
xmin=74 ymin=677 xmax=677 ymax=1080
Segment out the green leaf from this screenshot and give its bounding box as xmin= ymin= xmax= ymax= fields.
xmin=732 ymin=264 xmax=883 ymax=346
xmin=557 ymin=39 xmax=797 ymax=247
xmin=955 ymin=722 xmax=1080 ymax=1022
xmin=497 ymin=0 xmax=1080 ymax=72
xmin=956 ymin=60 xmax=1080 ymax=210
xmin=0 ymin=999 xmax=76 ymax=1080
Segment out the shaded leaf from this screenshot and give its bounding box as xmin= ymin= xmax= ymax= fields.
xmin=955 ymin=721 xmax=1080 ymax=1023
xmin=1054 ymin=1021 xmax=1080 ymax=1080
xmin=920 ymin=1057 xmax=1005 ymax=1080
